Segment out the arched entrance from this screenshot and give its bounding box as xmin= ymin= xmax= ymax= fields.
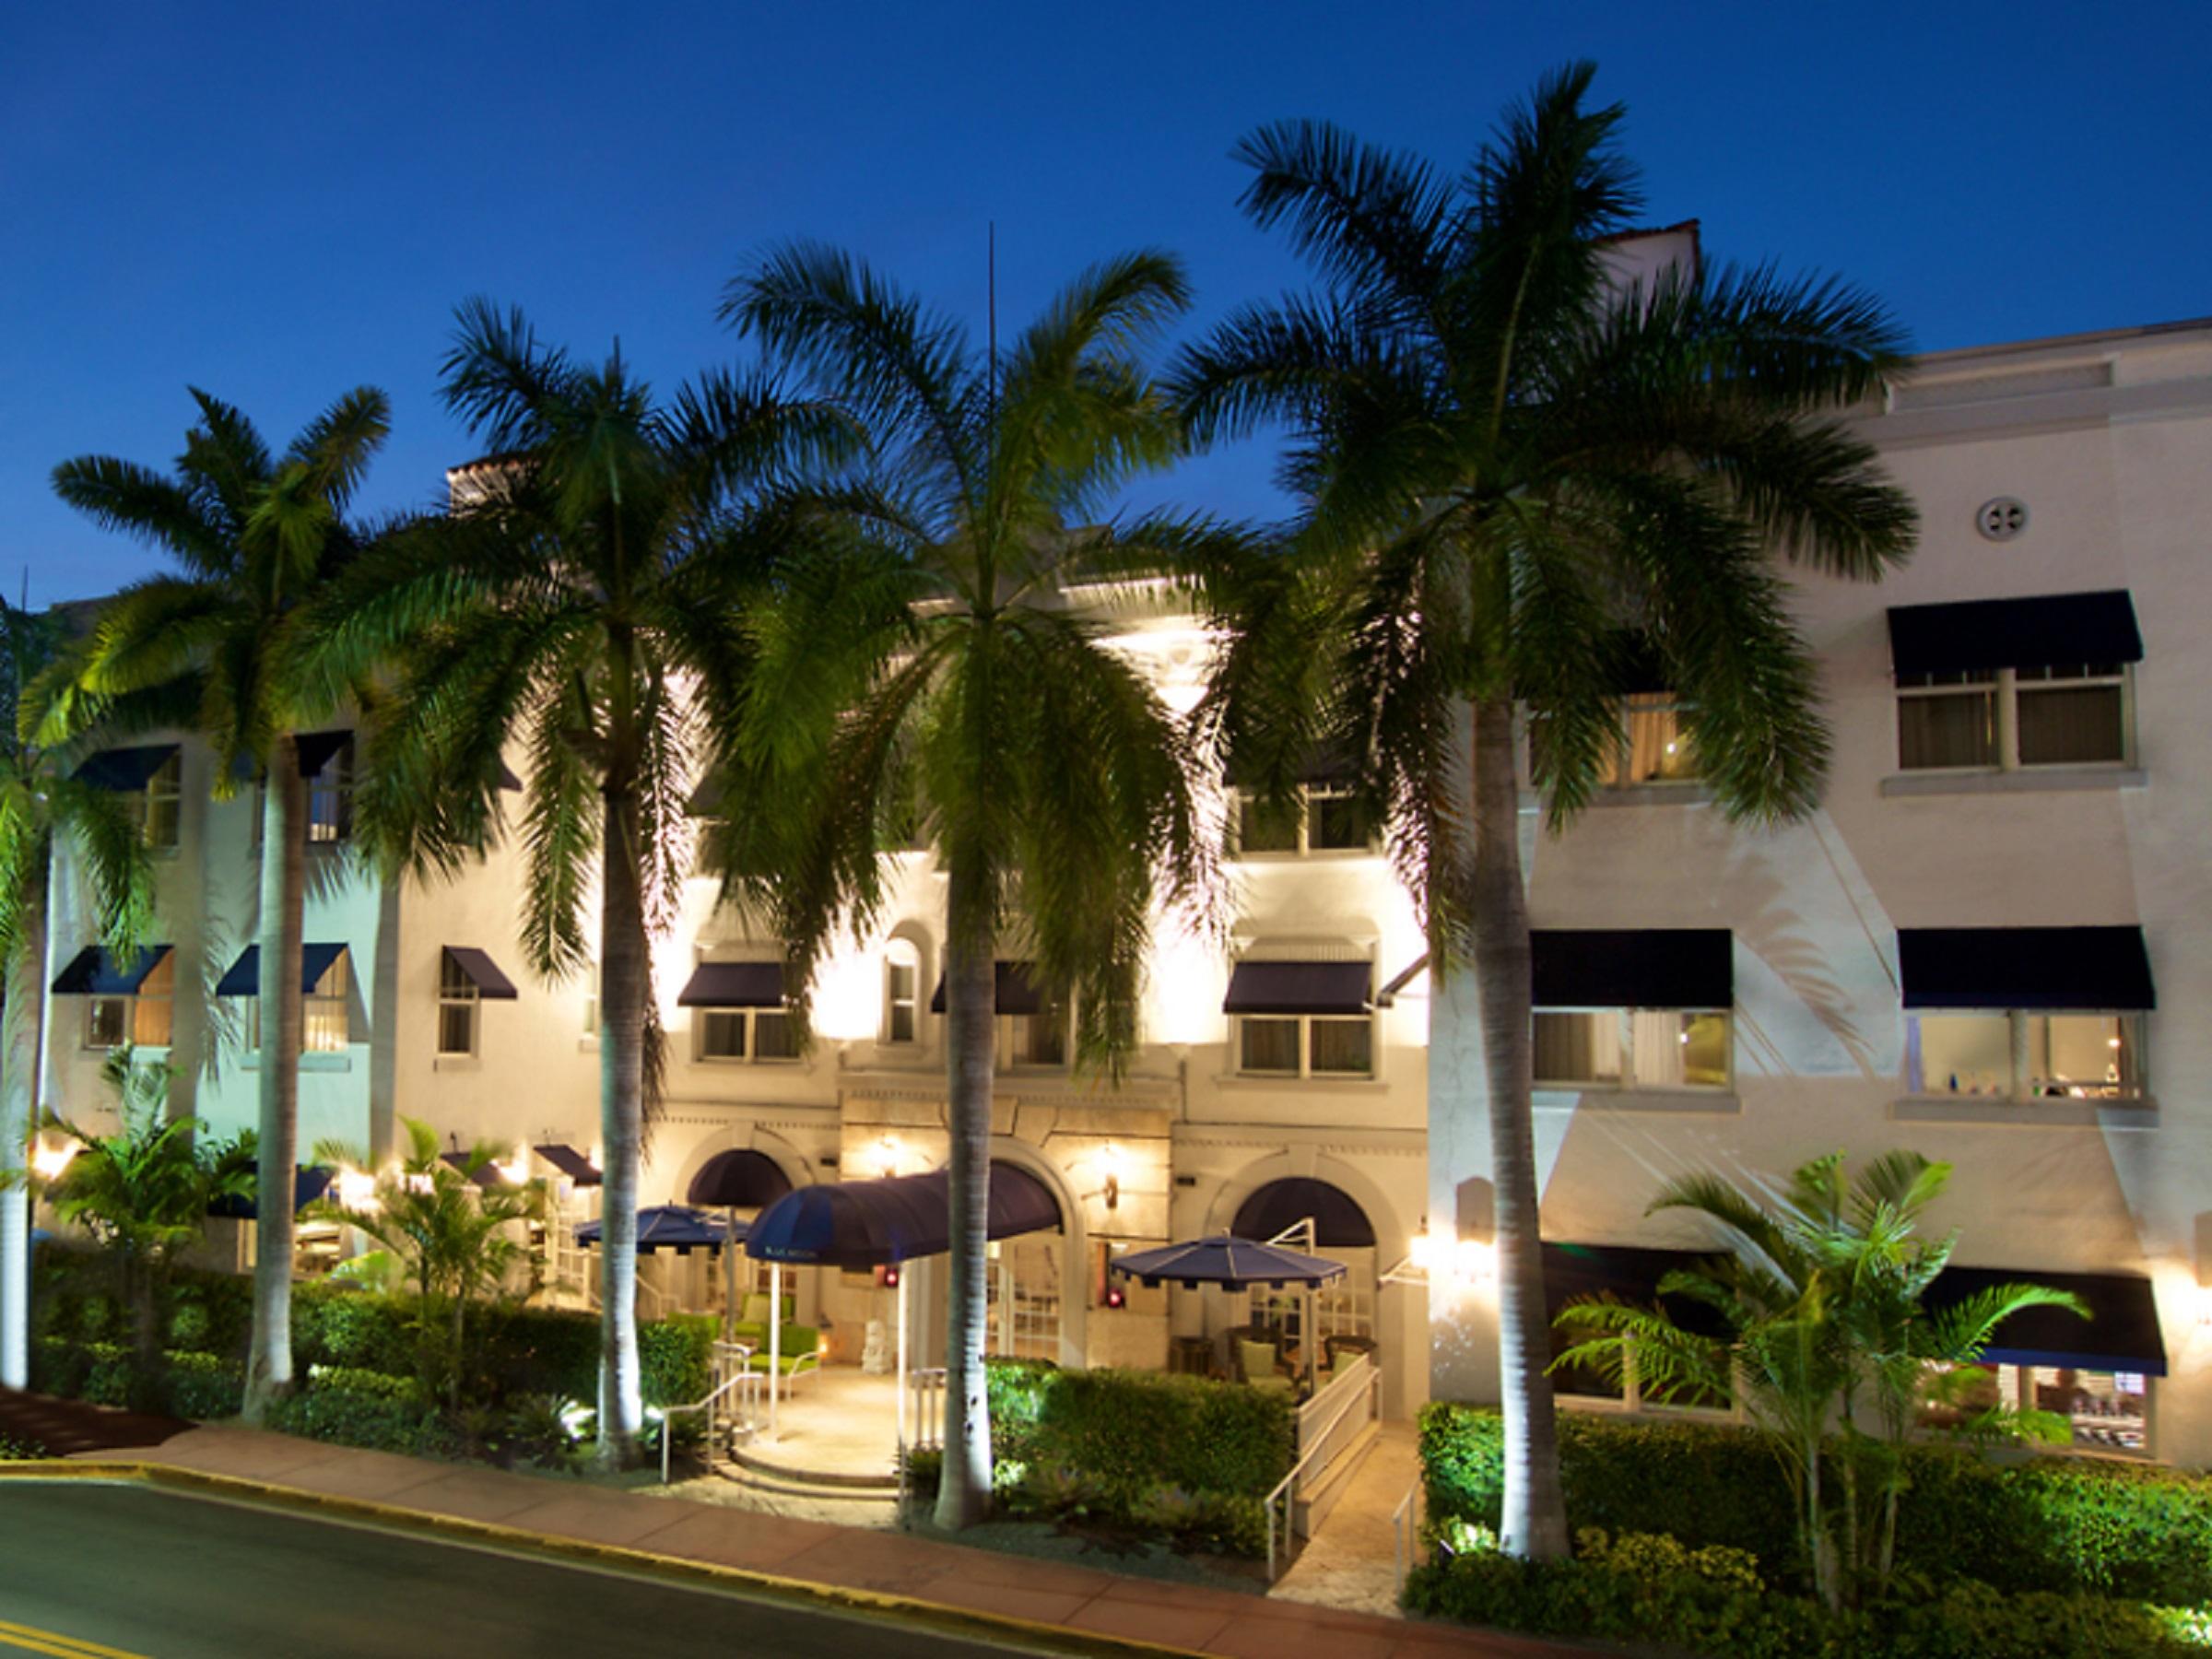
xmin=982 ymin=1143 xmax=1086 ymax=1369
xmin=1230 ymin=1176 xmax=1380 ymax=1360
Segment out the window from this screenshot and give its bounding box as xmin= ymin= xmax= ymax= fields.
xmin=246 ymin=956 xmax=350 ymax=1053
xmin=1898 ymin=664 xmax=2130 ymax=772
xmin=1534 ymin=1009 xmax=1731 ymax=1089
xmin=85 ymin=953 xmax=174 ymax=1050
xmin=1921 ymin=1362 xmax=2147 ymax=1455
xmin=307 ymin=739 xmax=356 ymax=843
xmin=1232 ymin=785 xmax=1373 ymax=856
xmin=1600 ymin=694 xmax=1699 ymax=786
xmin=1007 ymin=990 xmax=1069 ymax=1068
xmin=1237 ymin=1014 xmax=1374 ymax=1079
xmin=138 ymin=752 xmax=182 ymax=851
xmin=884 ymin=942 xmax=920 ymax=1044
xmin=1907 ymin=1010 xmax=2142 ymax=1099
xmin=437 ymin=954 xmax=478 ymax=1056
xmin=698 ymin=1007 xmax=796 ymax=1063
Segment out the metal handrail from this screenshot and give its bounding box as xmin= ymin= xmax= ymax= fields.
xmin=1391 ymin=1476 xmax=1424 ymax=1591
xmin=659 ymin=1346 xmax=757 ymax=1485
xmin=1263 ymin=1367 xmax=1380 ymax=1580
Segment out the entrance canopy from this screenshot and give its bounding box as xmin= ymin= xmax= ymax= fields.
xmin=1232 ymin=1178 xmax=1375 ymax=1249
xmin=688 ymin=1148 xmax=794 ymax=1208
xmin=746 ymin=1161 xmax=1060 ymax=1268
xmin=1110 ymin=1234 xmax=1347 ymax=1292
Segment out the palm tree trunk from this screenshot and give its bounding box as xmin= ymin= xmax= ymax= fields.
xmin=0 ymin=849 xmax=49 ymax=1390
xmin=244 ymin=742 xmax=306 ymax=1421
xmin=1469 ymin=697 xmax=1568 ymax=1560
xmin=594 ymin=787 xmax=646 ymax=1468
xmin=935 ymin=856 xmax=994 ymax=1529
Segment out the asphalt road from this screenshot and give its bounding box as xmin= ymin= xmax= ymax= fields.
xmin=0 ymin=1482 xmax=1048 ymax=1658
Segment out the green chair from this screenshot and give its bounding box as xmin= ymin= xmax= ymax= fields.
xmin=742 ymin=1324 xmax=822 ymax=1393
xmin=730 ymin=1292 xmax=796 ymax=1349
xmin=1237 ymin=1337 xmax=1294 ymax=1400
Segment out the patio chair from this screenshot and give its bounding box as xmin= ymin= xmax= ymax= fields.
xmin=742 ymin=1324 xmax=823 ymax=1394
xmin=731 ymin=1292 xmax=796 ymax=1348
xmin=1236 ymin=1337 xmax=1295 ymax=1400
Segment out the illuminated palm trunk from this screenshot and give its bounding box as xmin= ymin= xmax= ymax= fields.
xmin=935 ymin=856 xmax=995 ymax=1528
xmin=1469 ymin=697 xmax=1568 ymax=1559
xmin=244 ymin=738 xmax=306 ymax=1420
xmin=594 ymin=785 xmax=646 ymax=1467
xmin=0 ymin=849 xmax=48 ymax=1390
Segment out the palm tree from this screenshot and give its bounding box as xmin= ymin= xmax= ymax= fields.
xmin=309 ymin=1117 xmax=544 ymax=1411
xmin=311 ymin=300 xmax=850 ymax=1467
xmin=1171 ymin=65 xmax=1918 ymax=1559
xmin=0 ymin=602 xmax=159 ymax=1390
xmin=1555 ymin=1151 xmax=2082 ymax=1609
xmin=718 ymin=244 xmax=1230 ymax=1527
xmin=42 ymin=1051 xmax=253 ymax=1406
xmin=51 ymin=386 xmax=392 ymax=1420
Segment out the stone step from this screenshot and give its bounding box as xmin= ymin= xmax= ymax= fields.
xmin=715 ymin=1459 xmax=904 ymax=1503
xmin=724 ymin=1438 xmax=902 ymax=1493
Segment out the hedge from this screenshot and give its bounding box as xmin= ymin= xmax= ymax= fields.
xmin=1406 ymin=1530 xmax=2212 ymax=1659
xmin=1419 ymin=1405 xmax=2212 ymax=1607
xmin=909 ymin=1359 xmax=1296 ymax=1555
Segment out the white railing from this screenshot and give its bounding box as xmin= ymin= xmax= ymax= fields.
xmin=1392 ymin=1477 xmax=1424 ymax=1591
xmin=1297 ymin=1352 xmax=1375 ymax=1465
xmin=650 ymin=1345 xmax=756 ymax=1486
xmin=1264 ymin=1363 xmax=1381 ymax=1581
xmin=895 ymin=1368 xmax=948 ymax=1514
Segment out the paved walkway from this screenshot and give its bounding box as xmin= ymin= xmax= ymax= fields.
xmin=0 ymin=1398 xmax=1574 ymax=1659
xmin=1273 ymin=1422 xmax=1421 ymax=1618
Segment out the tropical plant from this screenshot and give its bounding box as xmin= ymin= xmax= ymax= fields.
xmin=41 ymin=1051 xmax=253 ymax=1405
xmin=1553 ymin=1150 xmax=2084 ymax=1610
xmin=1170 ymin=65 xmax=1918 ymax=1557
xmin=0 ymin=601 xmax=159 ymax=1389
xmin=52 ymin=385 xmax=394 ymax=1419
xmin=718 ymin=244 xmax=1234 ymax=1526
xmin=307 ymin=1117 xmax=544 ymax=1410
xmin=307 ymin=301 xmax=850 ymax=1465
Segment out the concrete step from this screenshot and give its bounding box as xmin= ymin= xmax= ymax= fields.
xmin=1292 ymin=1419 xmax=1381 ymax=1538
xmin=715 ymin=1460 xmax=903 ymax=1504
xmin=725 ymin=1438 xmax=902 ymax=1493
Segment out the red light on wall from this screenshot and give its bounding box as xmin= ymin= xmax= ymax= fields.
xmin=1104 ymin=1284 xmax=1125 ymax=1310
xmin=875 ymin=1264 xmax=900 ymax=1288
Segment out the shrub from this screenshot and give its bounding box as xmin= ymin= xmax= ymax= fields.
xmin=1406 ymin=1533 xmax=2212 ymax=1659
xmin=638 ymin=1314 xmax=717 ymax=1407
xmin=0 ymin=1436 xmax=45 ymax=1461
xmin=271 ymin=1367 xmax=451 ymax=1456
xmin=163 ymin=1350 xmax=245 ymax=1418
xmin=1418 ymin=1404 xmax=2212 ymax=1604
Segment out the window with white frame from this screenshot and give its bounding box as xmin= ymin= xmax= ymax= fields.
xmin=1919 ymin=1362 xmax=2147 ymax=1455
xmin=1600 ymin=693 xmax=1699 ymax=786
xmin=1006 ymin=987 xmax=1070 ymax=1069
xmin=698 ymin=1006 xmax=797 ymax=1063
xmin=1236 ymin=1012 xmax=1373 ymax=1078
xmin=1897 ymin=662 xmax=2132 ymax=771
xmin=86 ymin=953 xmax=175 ymax=1050
xmin=1232 ymin=784 xmax=1373 ymax=856
xmin=884 ymin=940 xmax=920 ymax=1044
xmin=139 ymin=751 xmax=182 ymax=850
xmin=437 ymin=954 xmax=478 ymax=1056
xmin=307 ymin=739 xmax=356 ymax=842
xmin=1907 ymin=1010 xmax=2142 ymax=1100
xmin=1533 ymin=1008 xmax=1731 ymax=1089
xmin=247 ymin=955 xmax=350 ymax=1053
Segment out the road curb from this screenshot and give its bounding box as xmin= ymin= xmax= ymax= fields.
xmin=0 ymin=1461 xmax=1205 ymax=1659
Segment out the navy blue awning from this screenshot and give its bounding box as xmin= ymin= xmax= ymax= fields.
xmin=442 ymin=947 xmax=518 ymax=1000
xmin=1888 ymin=591 xmax=2143 ymax=678
xmin=677 ymin=961 xmax=785 ymax=1008
xmin=533 ymin=1144 xmax=601 ymax=1187
xmin=1232 ymin=1178 xmax=1376 ymax=1249
xmin=229 ymin=729 xmax=353 ymax=783
xmin=217 ymin=943 xmax=348 ymax=996
xmin=73 ymin=745 xmax=178 ymax=792
xmin=1110 ymin=1234 xmax=1347 ymax=1292
xmin=52 ymin=945 xmax=173 ymax=996
xmin=211 ymin=1165 xmax=334 ymax=1219
xmin=1223 ymin=960 xmax=1370 ymax=1017
xmin=929 ymin=961 xmax=1043 ymax=1016
xmin=1900 ymin=926 xmax=2155 ymax=1011
xmin=688 ymin=1148 xmax=794 ymax=1208
xmin=747 ymin=1162 xmax=1061 ymax=1268
xmin=439 ymin=1150 xmax=506 ymax=1190
xmin=1533 ymin=930 xmax=1733 ymax=1010
xmin=577 ymin=1205 xmax=742 ymax=1255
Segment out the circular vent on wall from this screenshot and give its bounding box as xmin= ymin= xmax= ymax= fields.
xmin=1976 ymin=497 xmax=2029 ymax=541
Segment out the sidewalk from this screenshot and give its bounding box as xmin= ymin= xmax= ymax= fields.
xmin=0 ymin=1394 xmax=1574 ymax=1659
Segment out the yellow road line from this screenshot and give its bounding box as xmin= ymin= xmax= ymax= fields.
xmin=0 ymin=1621 xmax=147 ymax=1659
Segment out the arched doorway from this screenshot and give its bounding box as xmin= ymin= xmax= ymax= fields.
xmin=983 ymin=1159 xmax=1066 ymax=1363
xmin=1230 ymin=1176 xmax=1380 ymax=1362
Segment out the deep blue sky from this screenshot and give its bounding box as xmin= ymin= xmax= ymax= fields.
xmin=6 ymin=2 xmax=2206 ymax=606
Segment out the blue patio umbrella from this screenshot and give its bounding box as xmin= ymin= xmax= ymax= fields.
xmin=1110 ymin=1234 xmax=1347 ymax=1390
xmin=575 ymin=1205 xmax=744 ymax=1255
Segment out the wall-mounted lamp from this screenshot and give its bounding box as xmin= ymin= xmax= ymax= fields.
xmin=1082 ymin=1142 xmax=1124 ymax=1210
xmin=871 ymin=1135 xmax=905 ymax=1180
xmin=29 ymin=1138 xmax=77 ymax=1183
xmin=333 ymin=1168 xmax=379 ymax=1212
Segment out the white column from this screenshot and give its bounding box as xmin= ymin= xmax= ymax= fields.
xmin=896 ymin=1270 xmax=910 ymax=1448
xmin=767 ymin=1261 xmax=782 ymax=1439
